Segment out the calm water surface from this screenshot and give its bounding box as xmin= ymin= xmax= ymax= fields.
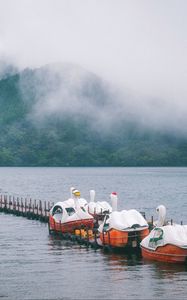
xmin=0 ymin=167 xmax=187 ymax=299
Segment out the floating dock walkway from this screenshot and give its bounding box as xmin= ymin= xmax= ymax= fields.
xmin=0 ymin=194 xmax=51 ymax=222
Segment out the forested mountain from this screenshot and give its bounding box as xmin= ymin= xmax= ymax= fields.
xmin=0 ymin=63 xmax=187 ymax=166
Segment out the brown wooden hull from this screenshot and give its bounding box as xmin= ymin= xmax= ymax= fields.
xmin=141 ymin=244 xmax=187 ymax=263
xmin=49 ymin=215 xmax=94 ymax=233
xmin=100 ymin=228 xmax=149 ymax=248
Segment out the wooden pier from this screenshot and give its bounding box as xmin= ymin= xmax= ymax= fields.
xmin=0 ymin=194 xmax=53 ymax=222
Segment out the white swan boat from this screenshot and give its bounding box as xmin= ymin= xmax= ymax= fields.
xmin=98 ymin=192 xmax=149 ymax=248
xmin=85 ymin=189 xmax=112 ymax=217
xmin=49 ymin=188 xmax=94 ymax=233
xmin=140 ymin=205 xmax=187 ymax=263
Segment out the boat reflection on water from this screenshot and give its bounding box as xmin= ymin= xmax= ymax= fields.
xmin=48 ymin=234 xmax=75 ymax=252
xmin=47 ymin=233 xmax=186 ymax=300
xmin=143 ymin=258 xmax=187 ymax=278
xmin=102 ymin=251 xmax=143 ymax=268
xmin=48 ymin=233 xmax=143 ymax=265
xmin=48 ymin=233 xmax=187 ymax=270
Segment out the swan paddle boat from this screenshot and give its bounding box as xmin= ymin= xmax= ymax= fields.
xmin=98 ymin=192 xmax=149 ymax=249
xmin=85 ymin=189 xmax=112 ymax=218
xmin=49 ymin=188 xmax=94 ymax=233
xmin=140 ymin=205 xmax=187 ymax=263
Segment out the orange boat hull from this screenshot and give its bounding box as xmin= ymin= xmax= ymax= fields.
xmin=141 ymin=244 xmax=187 ymax=263
xmin=100 ymin=228 xmax=149 ymax=248
xmin=49 ymin=215 xmax=94 ymax=234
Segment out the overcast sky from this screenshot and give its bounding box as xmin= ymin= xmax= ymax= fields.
xmin=0 ymin=0 xmax=187 ymax=123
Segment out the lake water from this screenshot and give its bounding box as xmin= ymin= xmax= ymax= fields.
xmin=0 ymin=167 xmax=187 ymax=299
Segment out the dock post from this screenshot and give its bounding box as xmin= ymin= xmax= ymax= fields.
xmin=4 ymin=195 xmax=7 ymax=210
xmin=13 ymin=196 xmax=16 ymax=213
xmin=44 ymin=201 xmax=47 ymax=219
xmin=9 ymin=195 xmax=12 ymax=211
xmin=21 ymin=198 xmax=24 ymax=215
xmin=17 ymin=197 xmax=20 ymax=215
xmin=25 ymin=198 xmax=27 ymax=214
xmin=36 ymin=203 xmax=39 ymax=219
xmin=32 ymin=203 xmax=35 ymax=218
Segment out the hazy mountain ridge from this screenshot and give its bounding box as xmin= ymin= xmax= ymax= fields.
xmin=0 ymin=60 xmax=19 ymax=80
xmin=0 ymin=63 xmax=187 ymax=166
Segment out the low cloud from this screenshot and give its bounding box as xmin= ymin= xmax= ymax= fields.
xmin=0 ymin=1 xmax=186 ymax=137
xmin=18 ymin=63 xmax=187 ymax=137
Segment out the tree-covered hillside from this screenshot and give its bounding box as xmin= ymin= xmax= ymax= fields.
xmin=0 ymin=64 xmax=187 ymax=166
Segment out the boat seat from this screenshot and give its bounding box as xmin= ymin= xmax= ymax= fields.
xmin=53 ymin=212 xmax=63 ymax=222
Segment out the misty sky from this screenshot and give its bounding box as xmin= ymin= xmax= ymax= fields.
xmin=0 ymin=0 xmax=187 ymax=132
